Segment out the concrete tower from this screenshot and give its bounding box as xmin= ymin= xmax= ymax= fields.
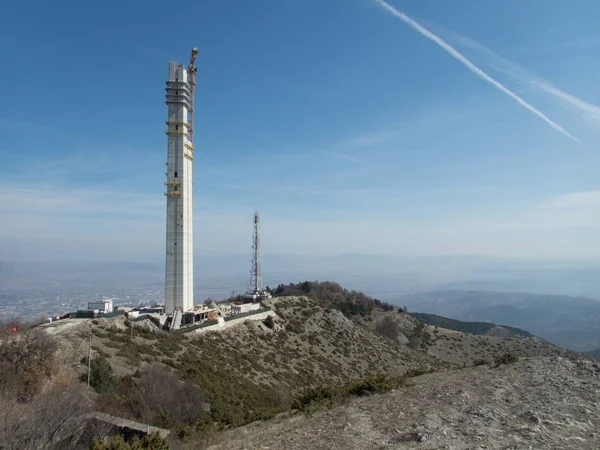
xmin=164 ymin=57 xmax=195 ymax=314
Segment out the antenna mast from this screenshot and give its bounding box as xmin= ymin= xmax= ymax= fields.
xmin=244 ymin=211 xmax=272 ymax=302
xmin=250 ymin=211 xmax=261 ymax=293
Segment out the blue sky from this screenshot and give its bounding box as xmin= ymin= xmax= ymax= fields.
xmin=1 ymin=0 xmax=600 ymax=262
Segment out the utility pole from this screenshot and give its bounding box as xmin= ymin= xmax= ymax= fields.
xmin=87 ymin=322 xmax=92 ymax=387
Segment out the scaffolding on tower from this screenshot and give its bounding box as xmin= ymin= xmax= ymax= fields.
xmin=244 ymin=211 xmax=272 ymax=302
xmin=187 ymin=48 xmax=198 ymax=150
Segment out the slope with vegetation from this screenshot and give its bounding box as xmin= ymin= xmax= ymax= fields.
xmin=207 ymin=356 xmax=600 ymax=450
xmin=365 ymin=305 xmax=579 ymax=366
xmin=76 ymin=295 xmax=447 ymax=435
xmin=1 ymin=281 xmax=587 ymax=448
xmin=0 ymin=323 xmax=97 ymax=449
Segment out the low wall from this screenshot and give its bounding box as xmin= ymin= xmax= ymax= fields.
xmin=86 ymin=411 xmax=170 ymax=439
xmin=131 ymin=314 xmax=162 ymax=328
xmin=189 ymin=310 xmax=275 ymax=334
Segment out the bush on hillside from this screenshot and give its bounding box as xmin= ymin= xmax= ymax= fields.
xmin=136 ymin=364 xmax=209 ymax=427
xmin=90 ymin=432 xmax=168 ymax=450
xmin=273 ymin=281 xmax=395 ymax=318
xmin=495 ymin=353 xmax=519 ymax=367
xmin=0 ymin=328 xmax=93 ymax=449
xmin=376 ymin=316 xmax=400 ymax=340
xmin=292 ymin=372 xmax=428 ymax=412
xmin=0 ymin=328 xmax=58 ymax=400
xmin=263 ymin=315 xmax=275 ymax=329
xmin=82 ymin=356 xmax=116 ymax=394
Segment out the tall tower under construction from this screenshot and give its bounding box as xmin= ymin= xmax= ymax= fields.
xmin=164 ymin=49 xmax=197 ymax=314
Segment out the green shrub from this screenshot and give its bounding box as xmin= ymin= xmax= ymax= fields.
xmin=175 ymin=353 xmax=287 ymax=427
xmin=376 ymin=316 xmax=399 ymax=340
xmin=344 ymin=373 xmax=401 ymax=396
xmin=272 ymin=282 xmax=394 ymax=318
xmin=292 ymin=372 xmax=423 ymax=412
xmin=92 ymin=346 xmax=111 ymax=359
xmin=263 ymin=315 xmax=275 ymax=329
xmin=82 ymin=356 xmax=116 ymax=394
xmin=292 ymin=385 xmax=339 ymax=411
xmin=116 ymin=343 xmax=142 ymax=367
xmin=90 ymin=432 xmax=168 ymax=450
xmin=495 ymin=353 xmax=519 ymax=366
xmin=286 ymin=320 xmax=305 ymax=334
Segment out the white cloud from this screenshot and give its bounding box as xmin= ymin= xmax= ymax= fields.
xmin=2 ymin=200 xmax=599 ymax=262
xmin=2 ymin=181 xmax=599 ymax=262
xmin=540 ymin=190 xmax=600 ymax=209
xmin=0 ymin=187 xmax=163 ymax=216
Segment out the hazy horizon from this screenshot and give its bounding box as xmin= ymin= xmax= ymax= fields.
xmin=3 ymin=253 xmax=600 ymax=300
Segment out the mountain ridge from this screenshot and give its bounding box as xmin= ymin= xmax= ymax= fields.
xmin=400 ymin=289 xmax=600 ymax=351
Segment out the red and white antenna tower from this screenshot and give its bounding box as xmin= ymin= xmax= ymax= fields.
xmin=249 ymin=211 xmax=261 ymax=293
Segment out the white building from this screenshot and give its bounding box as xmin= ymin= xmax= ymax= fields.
xmin=231 ymin=303 xmax=261 ymax=316
xmin=164 ymin=60 xmax=195 ymax=314
xmin=88 ymin=299 xmax=114 ymax=314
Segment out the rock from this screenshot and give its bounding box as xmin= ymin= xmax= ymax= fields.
xmin=521 ymin=411 xmax=541 ymax=425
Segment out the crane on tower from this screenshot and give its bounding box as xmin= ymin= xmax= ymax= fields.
xmin=187 ymin=47 xmax=198 ymax=147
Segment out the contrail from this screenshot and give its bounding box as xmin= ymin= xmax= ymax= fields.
xmin=533 ymin=82 xmax=600 ymax=125
xmin=372 ymin=0 xmax=581 ymax=144
xmin=448 ymin=31 xmax=600 ymax=125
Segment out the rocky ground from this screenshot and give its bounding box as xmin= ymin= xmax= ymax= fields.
xmin=39 ymin=296 xmax=597 ymax=449
xmin=364 ymin=309 xmax=579 ymax=367
xmin=42 ymin=297 xmax=576 ymax=383
xmin=206 ymin=356 xmax=600 ymax=450
xmin=45 ymin=297 xmax=450 ymax=383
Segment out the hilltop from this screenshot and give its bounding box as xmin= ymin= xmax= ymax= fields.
xmin=355 ymin=303 xmax=577 ymax=367
xmin=1 ymin=281 xmax=590 ymax=448
xmin=31 ymin=293 xmax=450 ymax=444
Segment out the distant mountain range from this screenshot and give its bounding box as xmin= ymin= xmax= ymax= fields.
xmin=586 ymin=349 xmax=600 ymax=359
xmin=401 ymin=290 xmax=600 ymax=352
